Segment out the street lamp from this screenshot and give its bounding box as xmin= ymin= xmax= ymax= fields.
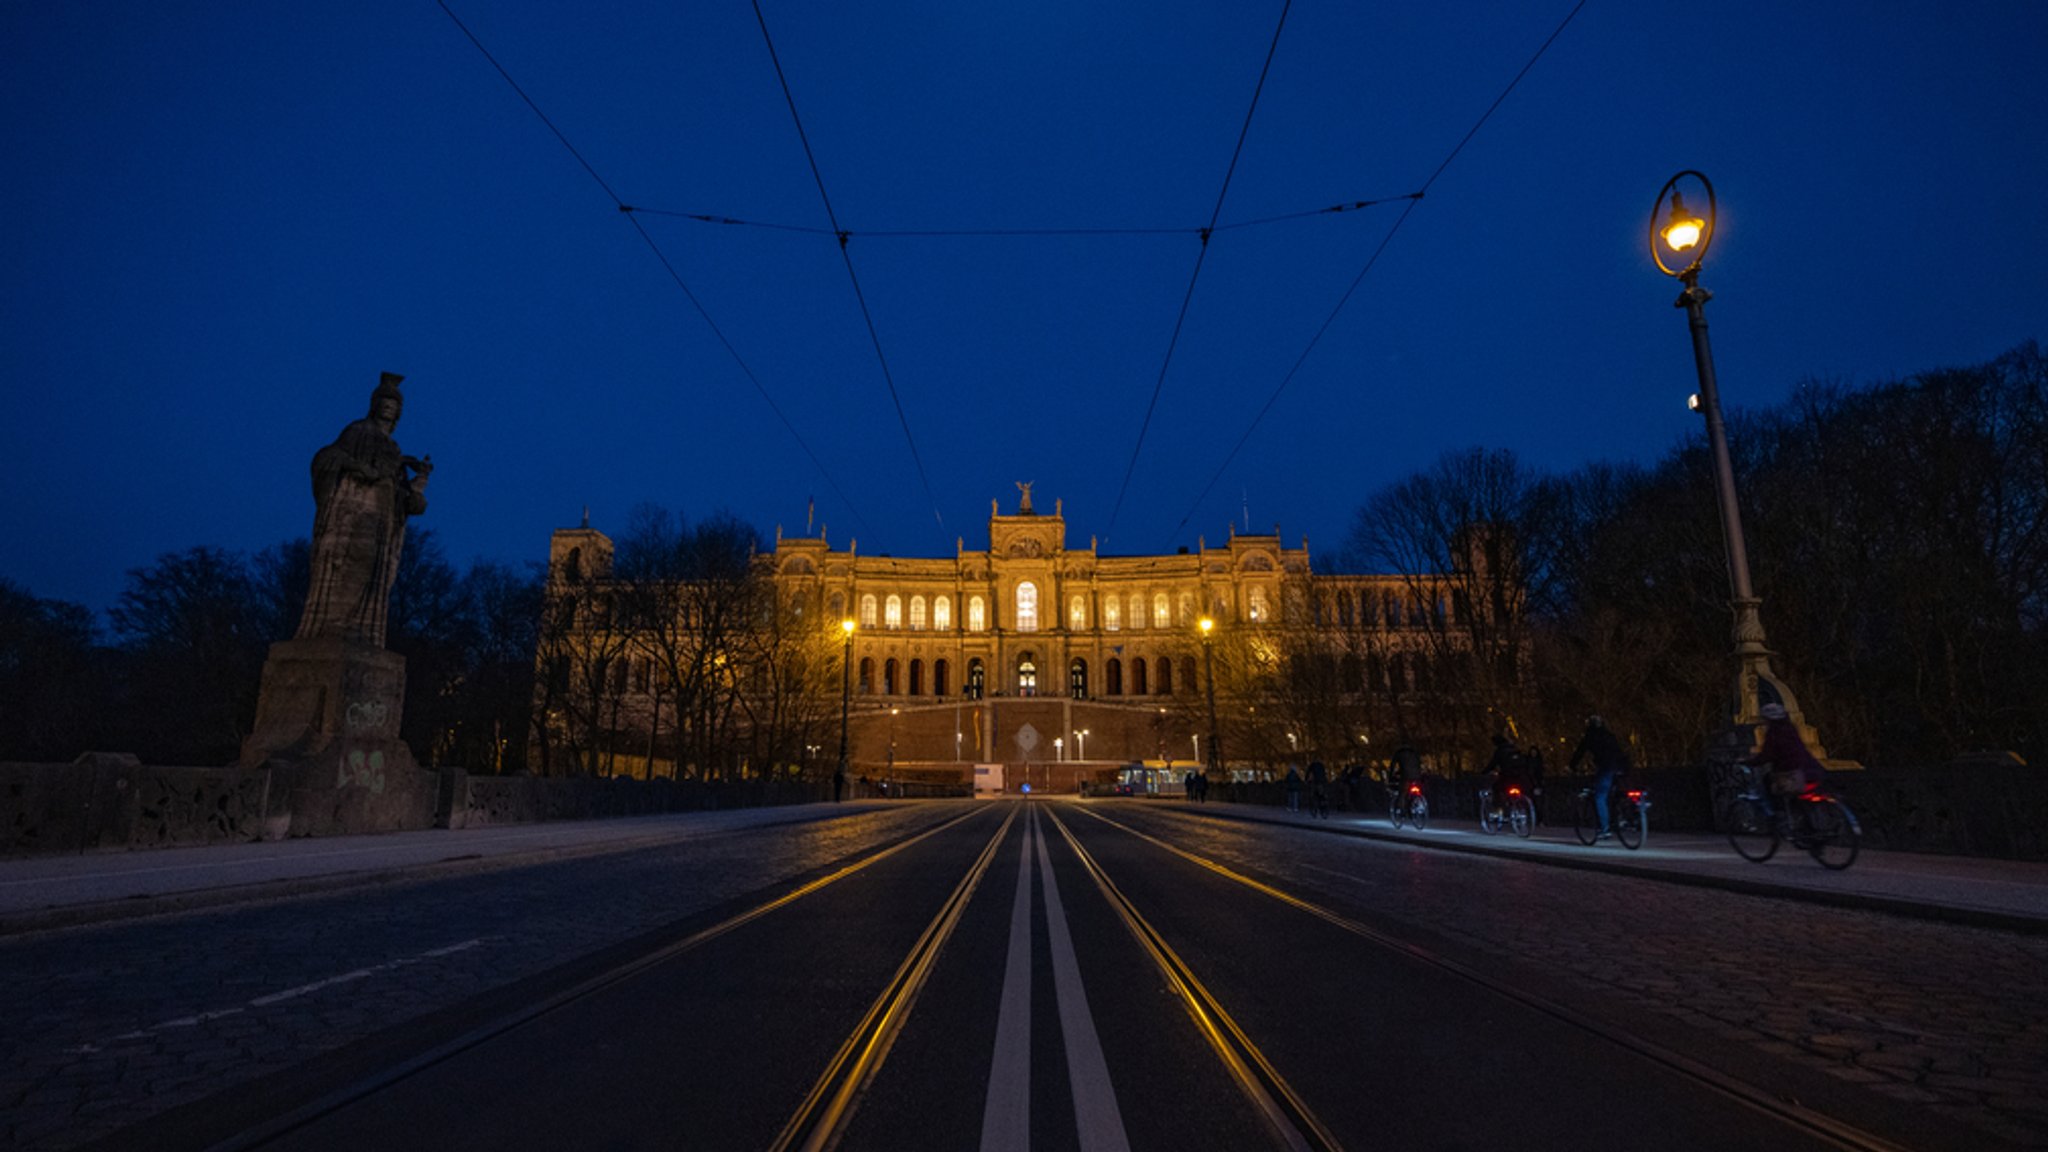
xmin=836 ymin=618 xmax=856 ymax=798
xmin=1074 ymin=728 xmax=1089 ymax=760
xmin=1651 ymin=170 xmax=1809 ymax=733
xmin=1054 ymin=737 xmax=1064 ymax=762
xmin=1198 ymin=616 xmax=1224 ymax=775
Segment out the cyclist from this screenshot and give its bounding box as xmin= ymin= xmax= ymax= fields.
xmin=1567 ymin=715 xmax=1632 ymax=840
xmin=1745 ymin=702 xmax=1823 ymax=810
xmin=1386 ymin=743 xmax=1422 ymax=821
xmin=1478 ymin=734 xmax=1520 ymax=821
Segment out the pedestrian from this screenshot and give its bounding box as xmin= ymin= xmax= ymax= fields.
xmin=1306 ymin=759 xmax=1329 ymax=818
xmin=1184 ymin=768 xmax=1199 ymax=800
xmin=1284 ymin=763 xmax=1303 ymax=812
xmin=833 ymin=767 xmax=845 ymax=803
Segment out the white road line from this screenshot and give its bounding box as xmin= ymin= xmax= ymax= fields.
xmin=1037 ymin=810 xmax=1132 ymax=1152
xmin=63 ymin=937 xmax=491 ymax=1054
xmin=979 ymin=809 xmax=1036 ymax=1152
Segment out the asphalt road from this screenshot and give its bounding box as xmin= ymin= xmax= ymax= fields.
xmin=14 ymin=799 xmax=2044 ymax=1151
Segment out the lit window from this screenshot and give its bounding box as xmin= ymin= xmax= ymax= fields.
xmin=1069 ymin=595 xmax=1086 ymax=631
xmin=1104 ymin=597 xmax=1121 ymax=631
xmin=1016 ymin=582 xmax=1038 ymax=632
xmin=1127 ymin=593 xmax=1144 ymax=630
xmin=1153 ymin=592 xmax=1170 ymax=628
xmin=935 ymin=596 xmax=952 ymax=630
xmin=860 ymin=594 xmax=878 ymax=628
xmin=1249 ymin=588 xmax=1270 ymax=622
xmin=886 ymin=595 xmax=902 ymax=629
xmin=1178 ymin=592 xmax=1193 ymax=625
xmin=911 ymin=595 xmax=927 ymax=630
xmin=969 ymin=596 xmax=986 ymax=632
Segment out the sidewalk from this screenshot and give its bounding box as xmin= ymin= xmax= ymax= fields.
xmin=0 ymin=803 xmax=882 ymax=935
xmin=1178 ymin=800 xmax=2048 ymax=934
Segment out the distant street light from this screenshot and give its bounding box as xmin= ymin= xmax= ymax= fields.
xmin=1054 ymin=737 xmax=1064 ymax=762
xmin=1074 ymin=728 xmax=1089 ymax=760
xmin=1651 ymin=170 xmax=1809 ymax=731
xmin=836 ymin=618 xmax=856 ymax=796
xmin=1198 ymin=616 xmax=1224 ymax=775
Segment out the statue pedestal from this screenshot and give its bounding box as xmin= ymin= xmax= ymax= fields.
xmin=240 ymin=639 xmax=432 ymax=838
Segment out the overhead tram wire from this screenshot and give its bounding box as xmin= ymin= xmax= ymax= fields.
xmin=1161 ymin=0 xmax=1590 ymax=547
xmin=619 ymin=190 xmax=1424 ymax=239
xmin=1102 ymin=0 xmax=1295 ymax=548
xmin=431 ymin=0 xmax=872 ymax=537
xmin=750 ymin=0 xmax=948 ymax=539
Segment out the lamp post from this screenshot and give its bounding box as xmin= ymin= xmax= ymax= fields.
xmin=1074 ymin=728 xmax=1089 ymax=760
xmin=1198 ymin=616 xmax=1223 ymax=775
xmin=836 ymin=618 xmax=856 ymax=798
xmin=1651 ymin=171 xmax=1809 ymax=734
xmin=1054 ymin=737 xmax=1064 ymax=762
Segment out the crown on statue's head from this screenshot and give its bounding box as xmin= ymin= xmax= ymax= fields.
xmin=371 ymin=372 xmax=405 ymax=416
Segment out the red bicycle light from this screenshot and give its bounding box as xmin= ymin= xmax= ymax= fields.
xmin=1626 ymin=790 xmax=1643 ymax=802
xmin=1506 ymin=786 xmax=1522 ymax=796
xmin=1408 ymin=783 xmax=1423 ymax=795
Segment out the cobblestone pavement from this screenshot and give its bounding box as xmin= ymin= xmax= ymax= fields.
xmin=1132 ymin=809 xmax=2048 ymax=1149
xmin=0 ymin=806 xmax=961 ymax=1151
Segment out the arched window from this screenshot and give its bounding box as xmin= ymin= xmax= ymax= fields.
xmin=1016 ymin=581 xmax=1039 ymax=632
xmin=1153 ymin=593 xmax=1170 ymax=628
xmin=967 ymin=658 xmax=985 ymax=699
xmin=909 ymin=659 xmax=924 ymax=696
xmin=1157 ymin=658 xmax=1173 ymax=696
xmin=1127 ymin=593 xmax=1144 ymax=630
xmin=1069 ymin=595 xmax=1086 ymax=631
xmin=934 ymin=659 xmax=950 ymax=696
xmin=1182 ymin=656 xmax=1197 ymax=693
xmin=1248 ymin=587 xmax=1270 ymax=623
xmin=968 ymin=596 xmax=986 ymax=632
xmin=860 ymin=594 xmax=878 ymax=628
xmin=1069 ymin=658 xmax=1088 ymax=698
xmin=858 ymin=657 xmax=875 ymax=694
xmin=910 ymin=596 xmax=927 ymax=630
xmin=829 ymin=592 xmax=845 ymax=619
xmin=885 ymin=595 xmax=902 ymax=630
xmin=1106 ymin=658 xmax=1124 ymax=696
xmin=1104 ymin=597 xmax=1121 ymax=631
xmin=1178 ymin=591 xmax=1194 ymax=625
xmin=1132 ymin=657 xmax=1148 ymax=695
xmin=935 ymin=596 xmax=952 ymax=631
xmin=884 ymin=658 xmax=899 ymax=695
xmin=1384 ymin=592 xmax=1402 ymax=628
xmin=790 ymin=593 xmax=806 ymax=620
xmin=1339 ymin=593 xmax=1355 ymax=626
xmin=1017 ymin=656 xmax=1037 ymax=696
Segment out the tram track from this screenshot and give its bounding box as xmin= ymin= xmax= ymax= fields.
xmin=1075 ymin=804 xmax=1923 ymax=1152
xmin=202 ymin=804 xmax=998 ymax=1152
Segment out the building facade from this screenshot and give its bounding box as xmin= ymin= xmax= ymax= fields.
xmin=543 ymin=490 xmax=1473 ymax=788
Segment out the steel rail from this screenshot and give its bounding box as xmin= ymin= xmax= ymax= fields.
xmin=1045 ymin=807 xmax=1343 ymax=1152
xmin=208 ymin=805 xmax=996 ymax=1152
xmin=1078 ymin=806 xmax=1921 ymax=1152
xmin=770 ymin=805 xmax=1019 ymax=1152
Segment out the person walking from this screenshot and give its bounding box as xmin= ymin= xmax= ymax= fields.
xmin=1306 ymin=759 xmax=1330 ymax=818
xmin=1284 ymin=764 xmax=1303 ymax=813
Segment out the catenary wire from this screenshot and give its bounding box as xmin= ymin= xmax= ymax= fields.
xmin=751 ymin=0 xmax=948 ymax=538
xmin=1162 ymin=0 xmax=1589 ymax=548
xmin=1103 ymin=0 xmax=1296 ymax=546
xmin=618 ymin=190 xmax=1423 ymax=238
xmin=432 ymin=0 xmax=872 ymax=537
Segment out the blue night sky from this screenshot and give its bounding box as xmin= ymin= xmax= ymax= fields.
xmin=5 ymin=1 xmax=2045 ymax=611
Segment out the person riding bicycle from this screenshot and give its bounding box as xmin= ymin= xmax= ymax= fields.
xmin=1567 ymin=715 xmax=1632 ymax=840
xmin=1305 ymin=759 xmax=1330 ymax=818
xmin=1385 ymin=743 xmax=1422 ymax=819
xmin=1744 ymin=703 xmax=1823 ymax=809
xmin=1478 ymin=734 xmax=1527 ymax=819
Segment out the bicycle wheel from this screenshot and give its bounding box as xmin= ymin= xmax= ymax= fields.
xmin=1387 ymin=793 xmax=1404 ymax=829
xmin=1802 ymin=797 xmax=1861 ymax=870
xmin=1616 ymin=801 xmax=1644 ymax=850
xmin=1572 ymin=790 xmax=1599 ymax=845
xmin=1508 ymin=795 xmax=1534 ymax=838
xmin=1410 ymin=795 xmax=1429 ymax=831
xmin=1478 ymin=792 xmax=1502 ymax=835
xmin=1726 ymin=796 xmax=1780 ymax=863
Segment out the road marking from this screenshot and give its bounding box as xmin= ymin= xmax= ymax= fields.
xmin=979 ymin=810 xmax=1035 ymax=1152
xmin=1037 ymin=808 xmax=1132 ymax=1152
xmin=63 ymin=938 xmax=490 ymax=1054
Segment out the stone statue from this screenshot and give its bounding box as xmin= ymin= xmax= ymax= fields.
xmin=295 ymin=373 xmax=432 ymax=648
xmin=1017 ymin=480 xmax=1034 ymax=515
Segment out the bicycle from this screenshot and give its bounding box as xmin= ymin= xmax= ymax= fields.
xmin=1308 ymin=785 xmax=1330 ymax=820
xmin=1386 ymin=779 xmax=1428 ymax=830
xmin=1477 ymin=781 xmax=1535 ymax=839
xmin=1724 ymin=763 xmax=1860 ymax=870
xmin=1571 ymin=777 xmax=1648 ymax=849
